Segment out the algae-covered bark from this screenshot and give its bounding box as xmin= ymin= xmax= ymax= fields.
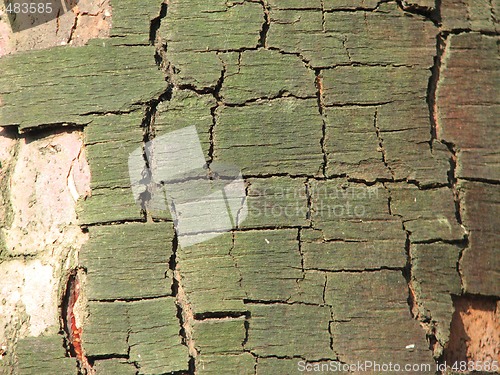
xmin=0 ymin=0 xmax=498 ymax=374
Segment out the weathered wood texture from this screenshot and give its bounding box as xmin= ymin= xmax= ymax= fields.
xmin=16 ymin=336 xmax=77 ymax=375
xmin=436 ymin=32 xmax=500 ymax=297
xmin=1 ymin=0 xmax=498 ymax=374
xmin=83 ymin=298 xmax=189 ymax=374
xmin=440 ymin=0 xmax=499 ymax=32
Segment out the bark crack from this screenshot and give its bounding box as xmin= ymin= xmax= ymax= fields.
xmin=373 ymin=108 xmax=395 ymax=179
xmin=396 ymin=0 xmax=440 ymax=26
xmin=257 ymin=0 xmax=270 ymax=48
xmin=315 ymin=70 xmax=328 ymax=178
xmin=171 ymin=233 xmax=198 ymax=374
xmin=427 ymin=33 xmax=448 ymax=152
xmin=386 ymin=184 xmax=444 ymax=358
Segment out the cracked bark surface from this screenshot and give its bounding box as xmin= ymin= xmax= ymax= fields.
xmin=0 ymin=0 xmax=498 ymax=374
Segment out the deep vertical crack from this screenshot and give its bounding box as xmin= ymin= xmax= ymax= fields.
xmin=427 ymin=33 xmax=447 ymax=152
xmin=257 ymin=0 xmax=271 ymax=48
xmin=427 ymin=33 xmax=470 ymax=293
xmin=171 ymin=232 xmax=198 ymax=374
xmin=373 ymin=108 xmax=394 ymax=178
xmin=305 ymin=178 xmax=313 ymax=226
xmin=150 ymin=2 xmax=168 ymax=45
xmin=67 ymin=12 xmax=79 ymax=45
xmin=342 ymin=36 xmax=352 ymax=62
xmin=144 ymin=5 xmax=197 ymax=373
xmin=442 ymin=140 xmax=469 ymax=293
xmin=320 ymin=0 xmax=326 ymax=32
xmin=229 ymin=230 xmax=247 ymax=297
xmin=296 ymin=228 xmax=306 ymax=283
xmin=315 ymin=70 xmax=328 ymax=177
xmin=386 ymin=184 xmax=442 ymax=358
xmin=137 ymin=1 xmax=174 ymax=220
xmin=138 ymin=89 xmax=172 ymax=220
xmin=207 ymin=55 xmax=226 ymax=169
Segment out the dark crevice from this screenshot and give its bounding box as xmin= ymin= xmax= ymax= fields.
xmin=243 ymin=172 xmax=318 ymax=179
xmin=257 ymin=0 xmax=270 ymax=48
xmin=396 ymin=0 xmax=441 ymax=26
xmin=243 ymin=173 xmax=451 ymax=189
xmin=305 ymin=178 xmax=313 ymax=224
xmin=88 ymin=295 xmax=173 ymax=303
xmin=149 ymin=2 xmax=168 ymax=45
xmin=341 ymin=35 xmax=352 ymax=62
xmin=442 ymin=28 xmax=499 ymax=36
xmin=177 ymin=83 xmax=217 ymax=96
xmin=490 ymin=0 xmax=498 ymax=27
xmin=322 ymin=275 xmax=328 ymax=305
xmin=459 ymin=176 xmax=500 ymax=185
xmin=320 ymin=0 xmax=326 ymax=31
xmin=253 ymin=354 xmax=307 ymax=360
xmin=230 ymin=225 xmax=306 ymax=232
xmin=138 ymin=88 xmax=173 ymax=218
xmin=243 ymin=299 xmax=327 ymax=307
xmin=326 ymin=100 xmax=394 ymax=107
xmin=410 ymin=237 xmax=468 ymax=245
xmin=296 ymin=228 xmax=306 ymax=282
xmin=439 ymin=139 xmax=470 ymax=292
xmin=267 ymin=47 xmax=312 ymax=67
xmin=324 ymin=62 xmax=416 ymax=68
xmin=174 ymin=299 xmax=187 ymax=348
xmin=207 ymin=55 xmax=226 ymax=168
xmin=401 ymin=232 xmax=415 ymax=318
xmin=194 ymin=311 xmax=250 ymax=321
xmin=323 ymin=4 xmax=389 ymax=13
xmin=389 ymin=185 xmax=443 ymax=358
xmin=169 ymin=232 xmax=179 ymax=296
xmin=61 ymin=270 xmax=78 ymax=359
xmin=373 ymin=108 xmax=395 ymax=179
xmin=81 ymin=219 xmax=147 ymax=228
xmin=187 ymin=357 xmax=196 ymax=375
xmin=242 ymin=319 xmax=250 ymax=348
xmin=427 ymin=33 xmax=447 ymax=152
xmin=61 ymin=269 xmax=94 ymax=375
xmin=17 ymin=122 xmax=88 ymax=135
xmin=87 ymin=354 xmax=128 ymax=361
xmin=80 ymin=108 xmax=141 ymax=117
xmin=305 ymin=266 xmax=404 ymax=273
xmin=171 ymin=231 xmax=197 ymax=374
xmin=223 ymin=92 xmax=317 ymax=107
xmin=67 ymin=11 xmax=79 ymax=45
xmin=456 ymin=236 xmax=469 ymax=294
xmin=314 ymin=69 xmax=328 ymax=178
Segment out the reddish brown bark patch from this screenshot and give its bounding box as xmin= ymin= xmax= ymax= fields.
xmin=62 ymin=269 xmax=94 ymax=374
xmin=444 ymin=295 xmax=500 ymax=364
